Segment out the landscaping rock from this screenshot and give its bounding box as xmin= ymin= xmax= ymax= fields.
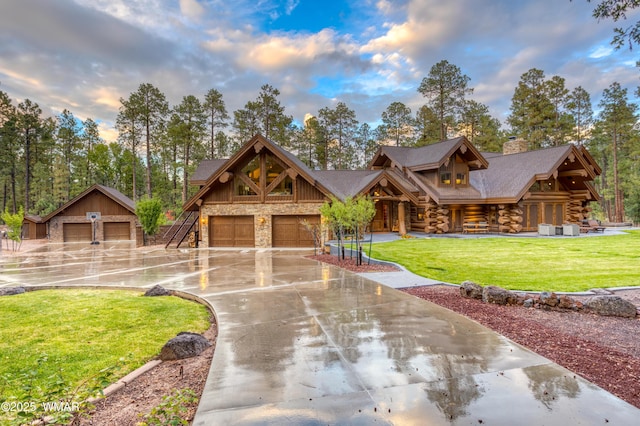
xmin=539 ymin=291 xmax=559 ymax=308
xmin=523 ymin=298 xmax=534 ymax=308
xmin=558 ymin=295 xmax=575 ymax=310
xmin=482 ymin=286 xmax=516 ymax=305
xmin=160 ymin=332 xmax=211 ymax=360
xmin=144 ymin=285 xmax=171 ymax=297
xmin=459 ymin=281 xmax=483 ymax=299
xmin=584 ymin=296 xmax=637 ymax=318
xmin=0 ymin=286 xmax=26 ymax=296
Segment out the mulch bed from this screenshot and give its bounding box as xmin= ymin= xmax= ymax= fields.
xmin=306 ymin=254 xmax=400 ymax=272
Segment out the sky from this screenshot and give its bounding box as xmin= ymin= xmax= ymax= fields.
xmin=0 ymin=0 xmax=639 ymax=143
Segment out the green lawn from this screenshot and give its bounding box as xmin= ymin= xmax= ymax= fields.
xmin=0 ymin=289 xmax=210 ymax=403
xmin=368 ymin=230 xmax=640 ymax=292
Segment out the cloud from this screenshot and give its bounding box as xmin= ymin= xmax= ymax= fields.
xmin=179 ymin=0 xmax=205 ymax=22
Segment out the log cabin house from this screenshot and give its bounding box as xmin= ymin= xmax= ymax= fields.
xmin=184 ymin=134 xmax=601 ymax=248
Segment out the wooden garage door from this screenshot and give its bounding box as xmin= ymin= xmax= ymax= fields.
xmin=209 ymin=216 xmax=255 ymax=247
xmin=104 ymin=222 xmax=131 ymax=241
xmin=272 ymin=215 xmax=320 ymax=247
xmin=63 ymin=223 xmax=92 ymax=242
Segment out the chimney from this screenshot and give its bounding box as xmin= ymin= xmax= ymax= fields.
xmin=503 ymin=137 xmax=528 ymax=155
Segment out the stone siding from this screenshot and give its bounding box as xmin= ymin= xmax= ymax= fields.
xmin=503 ymin=138 xmax=528 ymax=155
xmin=199 ymin=202 xmax=325 ymax=248
xmin=48 ymin=215 xmax=138 ymax=243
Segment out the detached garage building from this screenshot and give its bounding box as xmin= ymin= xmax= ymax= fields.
xmin=43 ymin=184 xmax=138 ymax=243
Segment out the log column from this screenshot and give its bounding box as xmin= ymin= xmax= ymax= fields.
xmin=398 ymin=201 xmax=407 ymax=236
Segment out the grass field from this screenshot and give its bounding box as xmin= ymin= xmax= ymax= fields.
xmin=0 ymin=289 xmax=210 ymax=402
xmin=368 ymin=230 xmax=640 ymax=292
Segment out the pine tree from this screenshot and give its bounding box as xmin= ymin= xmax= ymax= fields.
xmin=418 ymin=60 xmax=473 ymax=140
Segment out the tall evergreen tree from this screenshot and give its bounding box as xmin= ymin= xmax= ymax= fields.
xmin=56 ymin=109 xmax=81 ymax=201
xmin=545 ymin=75 xmax=574 ymax=146
xmin=0 ymin=90 xmax=19 ymax=212
xmin=457 ymin=100 xmax=502 ymax=151
xmin=417 ymin=60 xmax=473 ymax=140
xmin=17 ymin=99 xmax=43 ymax=212
xmin=596 ymin=82 xmax=638 ymax=223
xmin=81 ymin=118 xmax=103 ymax=186
xmin=414 ymin=105 xmax=441 ymax=146
xmin=318 ymin=102 xmax=359 ymax=170
xmin=116 ymin=97 xmax=142 ymax=201
xmin=507 ymin=68 xmax=556 ymax=149
xmin=169 ymin=95 xmax=207 ymax=204
xmin=381 ymin=102 xmax=414 ymax=146
xmin=128 ymin=83 xmax=168 ymax=198
xmin=566 ymin=86 xmax=594 ymax=144
xmin=203 ymin=88 xmax=229 ymax=158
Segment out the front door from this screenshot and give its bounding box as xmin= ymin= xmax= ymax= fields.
xmin=372 ymin=201 xmax=395 ymax=232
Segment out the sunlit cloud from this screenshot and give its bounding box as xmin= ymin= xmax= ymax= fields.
xmin=179 ymin=0 xmax=205 ymax=21
xmin=589 ymin=45 xmax=614 ymax=59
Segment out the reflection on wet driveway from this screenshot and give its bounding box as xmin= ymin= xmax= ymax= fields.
xmin=2 ymin=243 xmax=638 ymax=425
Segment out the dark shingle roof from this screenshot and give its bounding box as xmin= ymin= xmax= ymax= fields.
xmin=471 ymin=145 xmax=574 ymax=200
xmin=313 ymin=170 xmax=383 ymax=200
xmin=96 ymin=184 xmax=136 ymax=212
xmin=190 ymin=159 xmax=227 ymax=184
xmin=378 ymin=137 xmax=468 ymax=170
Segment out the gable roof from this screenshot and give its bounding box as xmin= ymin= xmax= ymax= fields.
xmin=42 ymin=184 xmax=136 ymax=222
xmin=370 ymin=137 xmax=489 ymax=172
xmin=471 ymin=144 xmax=600 ymax=203
xmin=312 ymin=169 xmax=419 ymax=203
xmin=183 ymin=134 xmax=336 ymax=211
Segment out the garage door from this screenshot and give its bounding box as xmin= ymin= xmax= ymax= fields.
xmin=104 ymin=222 xmax=131 ymax=241
xmin=272 ymin=215 xmax=320 ymax=247
xmin=63 ymin=223 xmax=92 ymax=242
xmin=209 ymin=216 xmax=255 ymax=247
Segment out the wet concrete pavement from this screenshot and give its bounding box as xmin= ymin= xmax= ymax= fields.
xmin=1 ymin=242 xmax=638 ymax=425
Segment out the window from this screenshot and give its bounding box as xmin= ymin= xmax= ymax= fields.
xmin=440 ymin=172 xmax=451 ymax=185
xmin=242 ymin=157 xmax=260 ymax=186
xmin=236 ymin=156 xmax=260 ymax=196
xmin=268 ymin=175 xmax=293 ymax=196
xmin=456 ymin=172 xmax=467 ymax=185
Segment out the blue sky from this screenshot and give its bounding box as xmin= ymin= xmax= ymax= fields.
xmin=0 ymin=0 xmax=638 ymax=142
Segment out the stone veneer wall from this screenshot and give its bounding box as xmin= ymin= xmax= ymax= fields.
xmin=48 ymin=215 xmax=138 ymax=243
xmin=502 ymin=138 xmax=528 ymax=155
xmin=199 ymin=202 xmax=326 ymax=248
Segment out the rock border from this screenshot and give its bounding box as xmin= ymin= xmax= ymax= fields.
xmin=459 ymin=281 xmax=638 ymax=318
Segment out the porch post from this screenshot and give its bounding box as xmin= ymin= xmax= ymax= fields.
xmin=398 ymin=202 xmax=407 ymax=236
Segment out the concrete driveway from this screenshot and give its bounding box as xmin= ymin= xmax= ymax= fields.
xmin=1 ymin=242 xmax=638 ymax=425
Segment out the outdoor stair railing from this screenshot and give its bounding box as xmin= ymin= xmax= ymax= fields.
xmin=164 ymin=211 xmax=198 ymax=248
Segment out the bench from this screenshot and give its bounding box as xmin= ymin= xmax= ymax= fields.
xmin=581 ymin=220 xmax=605 ymax=233
xmin=463 ymin=221 xmax=488 ymax=234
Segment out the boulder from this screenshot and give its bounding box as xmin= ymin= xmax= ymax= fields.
xmin=144 ymin=285 xmax=171 ymax=297
xmin=459 ymin=281 xmax=483 ymax=299
xmin=539 ymin=291 xmax=559 ymax=308
xmin=482 ymin=286 xmax=516 ymax=305
xmin=523 ymin=298 xmax=534 ymax=308
xmin=584 ymin=296 xmax=637 ymax=318
xmin=0 ymin=286 xmax=26 ymax=296
xmin=160 ymin=332 xmax=211 ymax=360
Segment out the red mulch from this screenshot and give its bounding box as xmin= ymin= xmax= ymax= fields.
xmin=307 ymin=254 xmax=400 ymax=272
